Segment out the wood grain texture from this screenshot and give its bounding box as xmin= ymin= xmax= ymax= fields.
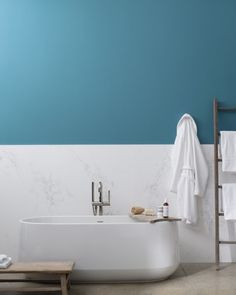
xmin=0 ymin=261 xmax=74 ymax=274
xmin=129 ymin=214 xmax=181 ymax=223
xmin=0 ymin=284 xmax=61 ymax=292
xmin=0 ymin=261 xmax=74 ymax=294
xmin=60 ymin=274 xmax=68 ymax=295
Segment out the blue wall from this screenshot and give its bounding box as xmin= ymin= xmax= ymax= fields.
xmin=0 ymin=0 xmax=236 ymax=144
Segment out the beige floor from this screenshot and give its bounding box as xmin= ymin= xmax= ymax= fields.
xmin=2 ymin=263 xmax=236 ymax=295
xmin=70 ymin=264 xmax=236 ymax=295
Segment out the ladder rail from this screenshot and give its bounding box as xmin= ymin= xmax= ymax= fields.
xmin=213 ymin=98 xmax=220 ymax=268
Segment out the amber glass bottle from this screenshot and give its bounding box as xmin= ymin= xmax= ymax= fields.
xmin=163 ymin=199 xmax=169 ymax=218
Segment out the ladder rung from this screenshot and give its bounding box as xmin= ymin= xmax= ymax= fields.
xmin=219 ymin=241 xmax=236 ymax=244
xmin=218 ymin=185 xmax=222 ymax=189
xmin=218 ymin=159 xmax=222 ymax=162
xmin=218 ymin=212 xmax=224 ymax=216
xmin=218 ymin=107 xmax=236 ymax=112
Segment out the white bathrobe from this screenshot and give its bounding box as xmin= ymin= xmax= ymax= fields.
xmin=170 ymin=114 xmax=208 ymax=224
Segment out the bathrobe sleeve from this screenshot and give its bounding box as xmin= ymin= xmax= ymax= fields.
xmin=170 ymin=118 xmax=192 ymax=193
xmin=170 ymin=128 xmax=186 ymax=193
xmin=192 ymin=135 xmax=208 ymax=197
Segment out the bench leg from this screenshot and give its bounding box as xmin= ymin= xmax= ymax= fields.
xmin=66 ymin=273 xmax=71 ymax=290
xmin=60 ymin=274 xmax=68 ymax=295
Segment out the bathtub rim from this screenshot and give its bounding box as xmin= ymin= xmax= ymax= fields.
xmin=19 ymin=214 xmax=154 ymax=225
xmin=19 ymin=215 xmax=180 ymax=226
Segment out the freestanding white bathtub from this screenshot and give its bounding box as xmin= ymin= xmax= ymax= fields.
xmin=19 ymin=215 xmax=179 ymax=282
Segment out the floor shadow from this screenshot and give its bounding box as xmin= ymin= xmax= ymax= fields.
xmin=180 ymin=263 xmax=213 ymax=276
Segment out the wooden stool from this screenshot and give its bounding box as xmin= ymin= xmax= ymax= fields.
xmin=0 ymin=261 xmax=74 ymax=294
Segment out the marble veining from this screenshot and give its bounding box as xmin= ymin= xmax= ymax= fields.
xmin=0 ymin=144 xmax=234 ymax=262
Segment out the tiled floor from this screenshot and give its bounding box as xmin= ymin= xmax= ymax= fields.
xmin=2 ymin=264 xmax=236 ymax=295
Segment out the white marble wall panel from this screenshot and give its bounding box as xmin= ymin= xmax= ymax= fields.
xmin=0 ymin=144 xmax=234 ymax=262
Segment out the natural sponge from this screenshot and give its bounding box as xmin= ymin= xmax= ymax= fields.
xmin=131 ymin=206 xmax=145 ymax=215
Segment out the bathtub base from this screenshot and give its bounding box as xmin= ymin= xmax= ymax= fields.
xmin=71 ymin=264 xmax=179 ymax=282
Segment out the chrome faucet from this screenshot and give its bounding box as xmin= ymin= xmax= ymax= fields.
xmin=92 ymin=181 xmax=111 ymax=215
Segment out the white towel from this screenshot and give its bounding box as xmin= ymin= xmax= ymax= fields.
xmin=0 ymin=254 xmax=7 ymax=264
xmin=220 ymin=131 xmax=236 ymax=172
xmin=222 ymin=183 xmax=236 ymax=220
xmin=0 ymin=257 xmax=12 ymax=269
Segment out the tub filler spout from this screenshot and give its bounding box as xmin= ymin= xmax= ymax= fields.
xmin=92 ymin=182 xmax=110 ymax=215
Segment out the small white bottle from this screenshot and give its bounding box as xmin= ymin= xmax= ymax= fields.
xmin=163 ymin=199 xmax=169 ymax=218
xmin=157 ymin=206 xmax=163 ymax=218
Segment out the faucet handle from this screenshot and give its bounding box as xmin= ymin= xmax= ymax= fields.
xmin=98 ymin=181 xmax=103 ymax=193
xmin=92 ymin=182 xmax=95 ymax=202
xmin=103 ymin=190 xmax=111 ymax=206
xmin=108 ymin=190 xmax=110 ymax=203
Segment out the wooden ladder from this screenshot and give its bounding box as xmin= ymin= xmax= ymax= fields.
xmin=213 ymin=98 xmax=236 ymax=269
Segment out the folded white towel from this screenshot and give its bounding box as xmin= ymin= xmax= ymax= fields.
xmin=222 ymin=184 xmax=236 ymax=220
xmin=220 ymin=131 xmax=236 ymax=172
xmin=0 ymin=257 xmax=12 ymax=269
xmin=0 ymin=254 xmax=8 ymax=264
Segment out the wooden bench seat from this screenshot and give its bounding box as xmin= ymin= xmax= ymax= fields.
xmin=0 ymin=261 xmax=74 ymax=294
